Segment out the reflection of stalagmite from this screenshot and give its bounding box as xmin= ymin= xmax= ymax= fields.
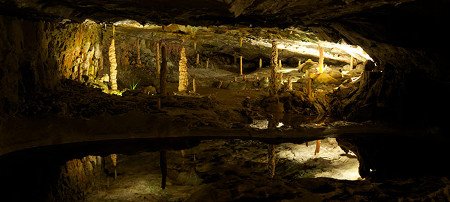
xmin=268 ymin=144 xmax=276 ymax=178
xmin=318 ymin=44 xmax=324 ymax=74
xmin=109 ymin=26 xmax=118 ymax=90
xmin=315 ymin=140 xmax=321 ymax=155
xmin=160 ymin=150 xmax=167 ymax=189
xmin=178 ymin=47 xmax=189 ymax=92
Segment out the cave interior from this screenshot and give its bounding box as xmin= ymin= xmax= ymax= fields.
xmin=1 ymin=0 xmax=450 ymax=201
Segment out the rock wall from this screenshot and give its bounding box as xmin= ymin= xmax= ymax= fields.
xmin=0 ymin=16 xmax=104 ymax=115
xmin=320 ymin=15 xmax=450 ymax=127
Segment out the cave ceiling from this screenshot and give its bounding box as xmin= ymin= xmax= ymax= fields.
xmin=1 ymin=0 xmax=414 ymax=26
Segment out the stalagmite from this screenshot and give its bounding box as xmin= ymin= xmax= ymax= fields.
xmin=192 ymin=78 xmax=197 ymax=93
xmin=83 ymin=46 xmax=95 ymax=81
xmin=206 ymin=58 xmax=209 ymax=68
xmin=318 ymin=44 xmax=324 ymax=74
xmin=196 ymin=53 xmax=200 ymax=65
xmin=268 ymin=145 xmax=276 ymax=178
xmin=111 ymin=154 xmax=117 ymax=179
xmin=287 ymin=77 xmax=293 ymax=91
xmin=315 ymin=140 xmax=321 ymax=155
xmin=270 ymin=41 xmax=281 ymax=95
xmin=350 ymin=55 xmax=354 ymax=69
xmin=240 ymin=56 xmax=243 ymax=76
xmin=157 ymin=98 xmax=161 ymax=109
xmin=298 ymin=60 xmax=301 ymax=69
xmin=109 ymin=26 xmax=118 ymax=90
xmin=159 ymin=45 xmax=168 ymax=95
xmin=94 ymin=42 xmax=102 ymax=78
xmin=178 ymin=47 xmax=188 ymax=93
xmin=279 ymin=59 xmax=282 ymax=68
xmin=160 ymin=150 xmax=167 ymax=189
xmin=306 ymin=70 xmax=314 ymax=101
xmin=156 ymin=42 xmax=161 ymax=78
xmin=136 ymin=39 xmax=142 ymax=67
xmin=259 ymin=58 xmax=263 ymax=68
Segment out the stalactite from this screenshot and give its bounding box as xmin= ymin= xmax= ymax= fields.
xmin=193 ymin=41 xmax=197 ymax=51
xmin=279 ymin=59 xmax=282 ymax=69
xmin=240 ymin=37 xmax=243 ymax=47
xmin=160 ymin=150 xmax=167 ymax=189
xmin=206 ymin=58 xmax=209 ymax=69
xmin=315 ymin=140 xmax=321 ymax=155
xmin=160 ymin=45 xmax=168 ymax=95
xmin=178 ymin=47 xmax=188 ymax=93
xmin=156 ymin=42 xmax=161 ymax=78
xmin=259 ymin=58 xmax=263 ymax=68
xmin=240 ymin=56 xmax=243 ymax=76
xmin=268 ymin=144 xmax=276 ymax=178
xmin=109 ymin=26 xmax=118 ymax=90
xmin=318 ymin=44 xmax=324 ymax=74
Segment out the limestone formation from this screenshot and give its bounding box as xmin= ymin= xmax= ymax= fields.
xmin=109 ymin=26 xmax=118 ymax=90
xmin=270 ymin=41 xmax=281 ymax=94
xmin=318 ymin=45 xmax=324 ymax=74
xmin=178 ymin=47 xmax=189 ymax=92
xmin=156 ymin=42 xmax=161 ymax=78
xmin=240 ymin=56 xmax=243 ymax=76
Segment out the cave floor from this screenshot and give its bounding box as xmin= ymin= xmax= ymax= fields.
xmin=0 ymin=67 xmax=436 ymax=157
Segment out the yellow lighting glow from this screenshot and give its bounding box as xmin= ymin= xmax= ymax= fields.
xmin=250 ymin=39 xmax=373 ymax=63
